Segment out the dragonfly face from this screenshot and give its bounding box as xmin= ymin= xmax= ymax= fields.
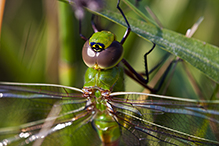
xmin=82 ymin=31 xmax=124 ymax=70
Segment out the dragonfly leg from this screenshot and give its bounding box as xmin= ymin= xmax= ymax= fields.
xmin=91 ymin=14 xmax=99 ymax=33
xmin=147 ymin=52 xmax=170 ymax=75
xmin=122 ymin=42 xmax=182 ymax=92
xmin=144 ymin=43 xmax=156 ymax=84
xmin=122 ymin=59 xmax=155 ymax=92
xmin=143 ymin=43 xmax=174 ymax=88
xmin=117 ymin=0 xmax=131 ymax=45
xmin=122 ymin=43 xmax=157 ymax=90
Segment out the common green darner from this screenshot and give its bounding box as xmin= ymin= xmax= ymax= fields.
xmin=0 ymin=0 xmax=219 ymax=146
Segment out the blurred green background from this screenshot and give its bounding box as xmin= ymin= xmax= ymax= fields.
xmin=1 ymin=0 xmax=219 ymax=98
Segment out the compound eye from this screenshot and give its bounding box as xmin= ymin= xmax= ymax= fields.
xmin=82 ymin=40 xmax=96 ymax=68
xmin=96 ymin=41 xmax=123 ymax=69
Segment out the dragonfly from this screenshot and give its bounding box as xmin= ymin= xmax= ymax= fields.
xmin=0 ymin=0 xmax=219 ymax=145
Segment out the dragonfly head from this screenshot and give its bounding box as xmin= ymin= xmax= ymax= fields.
xmin=82 ymin=31 xmax=124 ymax=70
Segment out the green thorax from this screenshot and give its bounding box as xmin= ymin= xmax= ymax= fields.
xmin=83 ymin=66 xmax=124 ymax=92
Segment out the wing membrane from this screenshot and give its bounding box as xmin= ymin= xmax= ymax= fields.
xmin=109 ymin=92 xmax=219 ymax=145
xmin=0 ymin=82 xmax=95 ymax=146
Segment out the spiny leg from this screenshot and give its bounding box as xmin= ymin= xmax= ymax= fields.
xmin=117 ymin=0 xmax=131 ymax=45
xmin=144 ymin=43 xmax=156 ymax=84
xmin=123 ymin=65 xmax=155 ymax=92
xmin=91 ymin=14 xmax=98 ymax=32
xmin=91 ymin=14 xmax=99 ymax=33
xmin=143 ymin=43 xmax=176 ymax=91
xmin=122 ymin=43 xmax=157 ymax=92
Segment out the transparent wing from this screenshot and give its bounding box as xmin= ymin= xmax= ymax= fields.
xmin=1 ymin=82 xmax=219 ymax=146
xmin=109 ymin=92 xmax=219 ymax=146
xmin=0 ymin=82 xmax=101 ymax=146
